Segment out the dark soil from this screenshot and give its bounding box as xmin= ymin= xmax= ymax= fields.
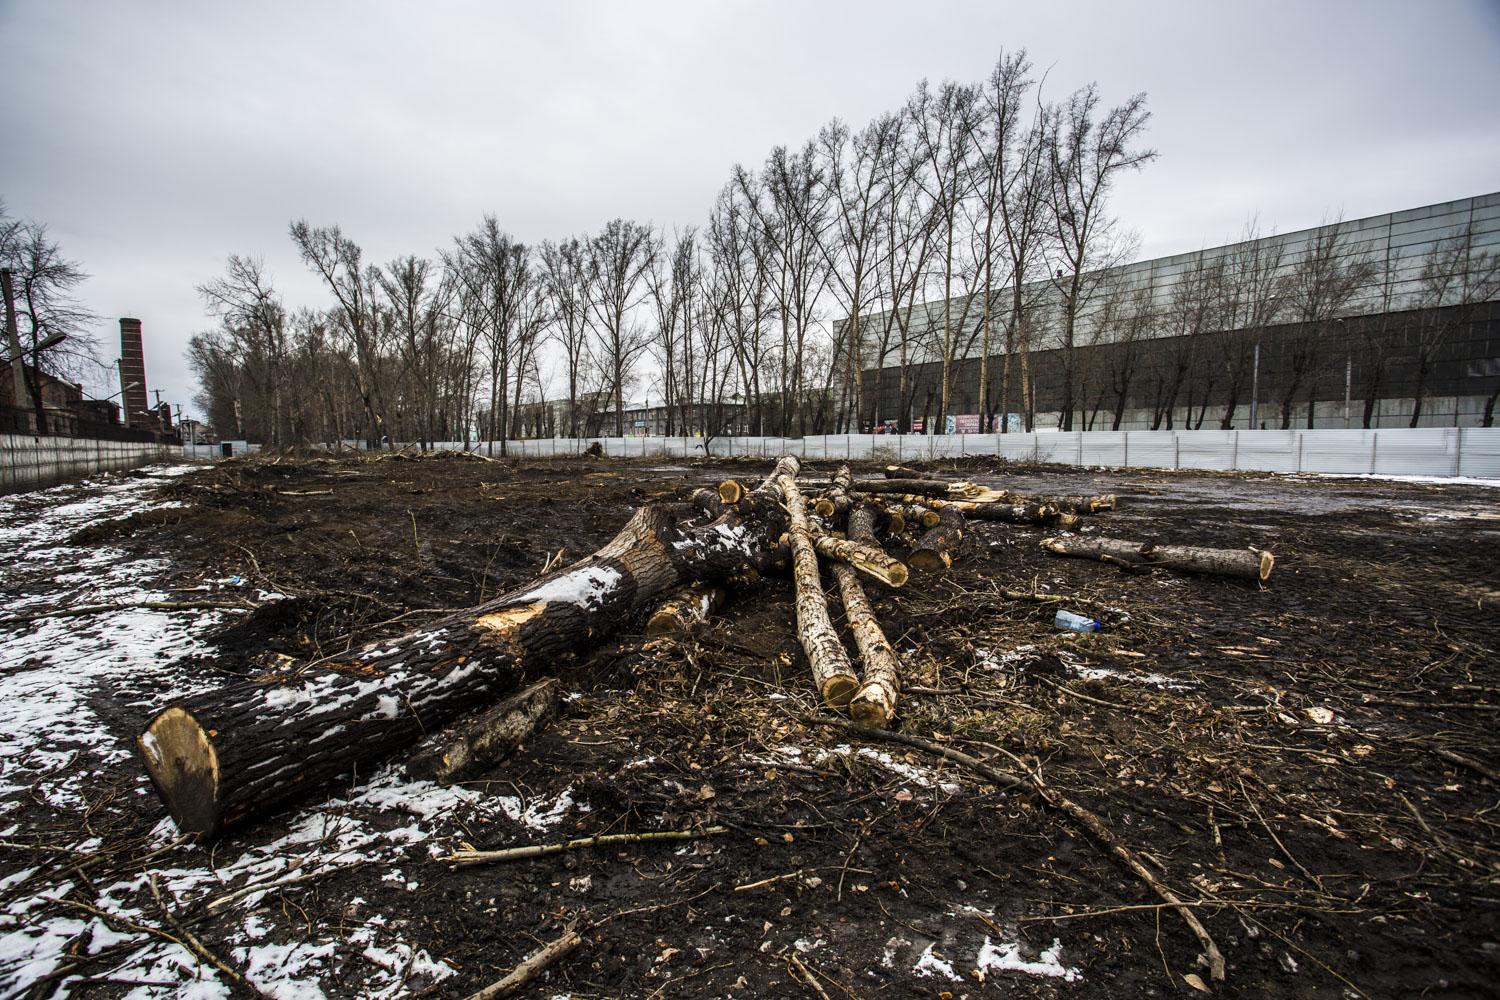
xmin=8 ymin=453 xmax=1500 ymax=998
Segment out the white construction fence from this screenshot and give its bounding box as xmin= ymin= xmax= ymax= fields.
xmin=412 ymin=427 xmax=1500 ymax=480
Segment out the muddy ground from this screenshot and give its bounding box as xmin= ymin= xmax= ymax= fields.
xmin=2 ymin=453 xmax=1498 ymax=998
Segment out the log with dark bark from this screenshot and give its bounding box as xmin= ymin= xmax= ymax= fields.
xmin=689 ymin=487 xmax=728 ymax=519
xmin=646 ymin=583 xmax=728 ymax=637
xmin=908 ymin=508 xmax=967 ymax=573
xmin=882 ymin=465 xmax=940 ymax=480
xmin=139 ymin=494 xmax=788 ymax=839
xmin=772 ymin=459 xmax=859 ymax=708
xmin=406 ymin=679 xmax=560 ymax=784
xmin=1041 ymin=535 xmax=1275 ymax=581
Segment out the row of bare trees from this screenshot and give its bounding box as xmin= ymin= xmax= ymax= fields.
xmin=189 ymin=51 xmax=1500 ymax=444
xmin=187 ymin=51 xmax=1164 ymax=446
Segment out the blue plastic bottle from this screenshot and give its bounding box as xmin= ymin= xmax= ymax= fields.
xmin=1054 ymin=609 xmax=1103 ymax=633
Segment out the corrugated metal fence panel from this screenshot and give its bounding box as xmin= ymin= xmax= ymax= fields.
xmin=1125 ymin=431 xmax=1177 ymax=469
xmin=1458 ymin=428 xmax=1500 ymax=478
xmin=1300 ymin=430 xmax=1377 ymax=475
xmin=1235 ymin=431 xmax=1302 ymax=473
xmin=1372 ymin=428 xmax=1459 ymax=477
xmin=1081 ymin=432 xmax=1126 ymax=467
xmin=1176 ymin=430 xmax=1239 ymax=471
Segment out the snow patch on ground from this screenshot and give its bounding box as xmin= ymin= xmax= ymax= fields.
xmin=0 ymin=468 xmax=468 ymax=998
xmin=975 ymin=936 xmax=1081 ymax=981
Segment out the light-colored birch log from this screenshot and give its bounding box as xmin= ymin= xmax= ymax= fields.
xmin=840 ymin=502 xmax=903 ymax=728
xmin=774 ymin=461 xmax=859 ymax=708
xmin=1041 ymin=535 xmax=1275 ymax=581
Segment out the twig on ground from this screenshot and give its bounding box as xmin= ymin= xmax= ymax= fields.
xmin=443 ymin=825 xmax=727 ymax=866
xmin=465 ymin=920 xmax=583 ymax=1000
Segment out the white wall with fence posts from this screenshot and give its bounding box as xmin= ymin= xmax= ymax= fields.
xmin=370 ymin=427 xmax=1500 ymax=479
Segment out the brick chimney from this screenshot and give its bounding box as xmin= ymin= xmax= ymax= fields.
xmin=119 ymin=318 xmax=149 ymax=428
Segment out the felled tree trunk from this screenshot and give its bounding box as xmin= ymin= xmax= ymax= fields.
xmin=890 ymin=494 xmax=1077 ymax=528
xmin=773 ymin=460 xmax=859 ymax=708
xmin=841 ymin=503 xmax=904 ymax=728
xmin=139 ymin=501 xmax=785 ymax=840
xmin=646 ymin=583 xmax=728 ymax=637
xmin=407 ymin=679 xmax=560 ymax=784
xmin=1041 ymin=535 xmax=1275 ymax=581
xmin=908 ymin=508 xmax=966 ymax=573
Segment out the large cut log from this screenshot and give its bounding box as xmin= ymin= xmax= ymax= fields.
xmin=406 ymin=679 xmax=560 ymax=784
xmin=138 ymin=499 xmax=787 ymax=840
xmin=840 ymin=502 xmax=904 ymax=728
xmin=1041 ymin=535 xmax=1275 ymax=581
xmin=908 ymin=507 xmax=967 ymax=573
xmin=646 ymin=583 xmax=728 ymax=637
xmin=773 ymin=459 xmax=859 ymax=708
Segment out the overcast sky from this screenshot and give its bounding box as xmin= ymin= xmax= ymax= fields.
xmin=3 ymin=0 xmax=1498 ymax=415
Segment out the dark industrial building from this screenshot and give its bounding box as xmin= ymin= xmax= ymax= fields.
xmin=858 ymin=192 xmax=1500 ymax=432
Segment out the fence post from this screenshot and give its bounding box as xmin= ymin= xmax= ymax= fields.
xmin=1454 ymin=427 xmax=1464 ymax=478
xmin=1173 ymin=434 xmax=1180 ymax=470
xmin=1296 ymin=432 xmax=1304 ymax=473
xmin=1231 ymin=431 xmax=1239 ymax=471
xmin=1077 ymin=433 xmax=1084 ymax=468
xmin=1370 ymin=432 xmax=1378 ymax=474
xmin=1122 ymin=431 xmax=1130 ymax=469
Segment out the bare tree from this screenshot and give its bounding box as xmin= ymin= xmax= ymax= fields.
xmin=971 ymin=50 xmax=1034 ymax=430
xmin=1277 ymin=218 xmax=1376 ymax=429
xmin=1214 ymin=218 xmax=1286 ymax=429
xmin=587 ymin=219 xmax=657 ymax=436
xmin=448 ymin=217 xmax=535 ymax=455
xmin=376 ymin=255 xmax=451 ymax=450
xmin=290 ymin=221 xmax=390 ymax=446
xmin=1408 ymin=218 xmax=1500 ymax=426
xmin=816 ymin=115 xmax=895 ymax=431
xmin=539 ymin=238 xmax=592 ymax=437
xmin=197 ymin=255 xmax=288 ymax=446
xmin=1043 ymin=85 xmax=1156 ymax=430
xmin=906 ymin=79 xmax=981 ymax=430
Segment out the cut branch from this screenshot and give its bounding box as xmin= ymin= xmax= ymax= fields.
xmin=466 ymin=921 xmax=584 ymax=1000
xmin=406 ymin=679 xmax=560 ymax=784
xmin=808 ymin=528 xmax=909 ymax=588
xmin=646 ymin=583 xmax=728 ymax=637
xmin=444 ymin=825 xmax=728 ymax=866
xmin=805 ymin=716 xmax=1226 ymax=983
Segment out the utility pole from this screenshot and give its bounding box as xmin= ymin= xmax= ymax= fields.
xmin=1248 ymin=340 xmax=1261 ymax=429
